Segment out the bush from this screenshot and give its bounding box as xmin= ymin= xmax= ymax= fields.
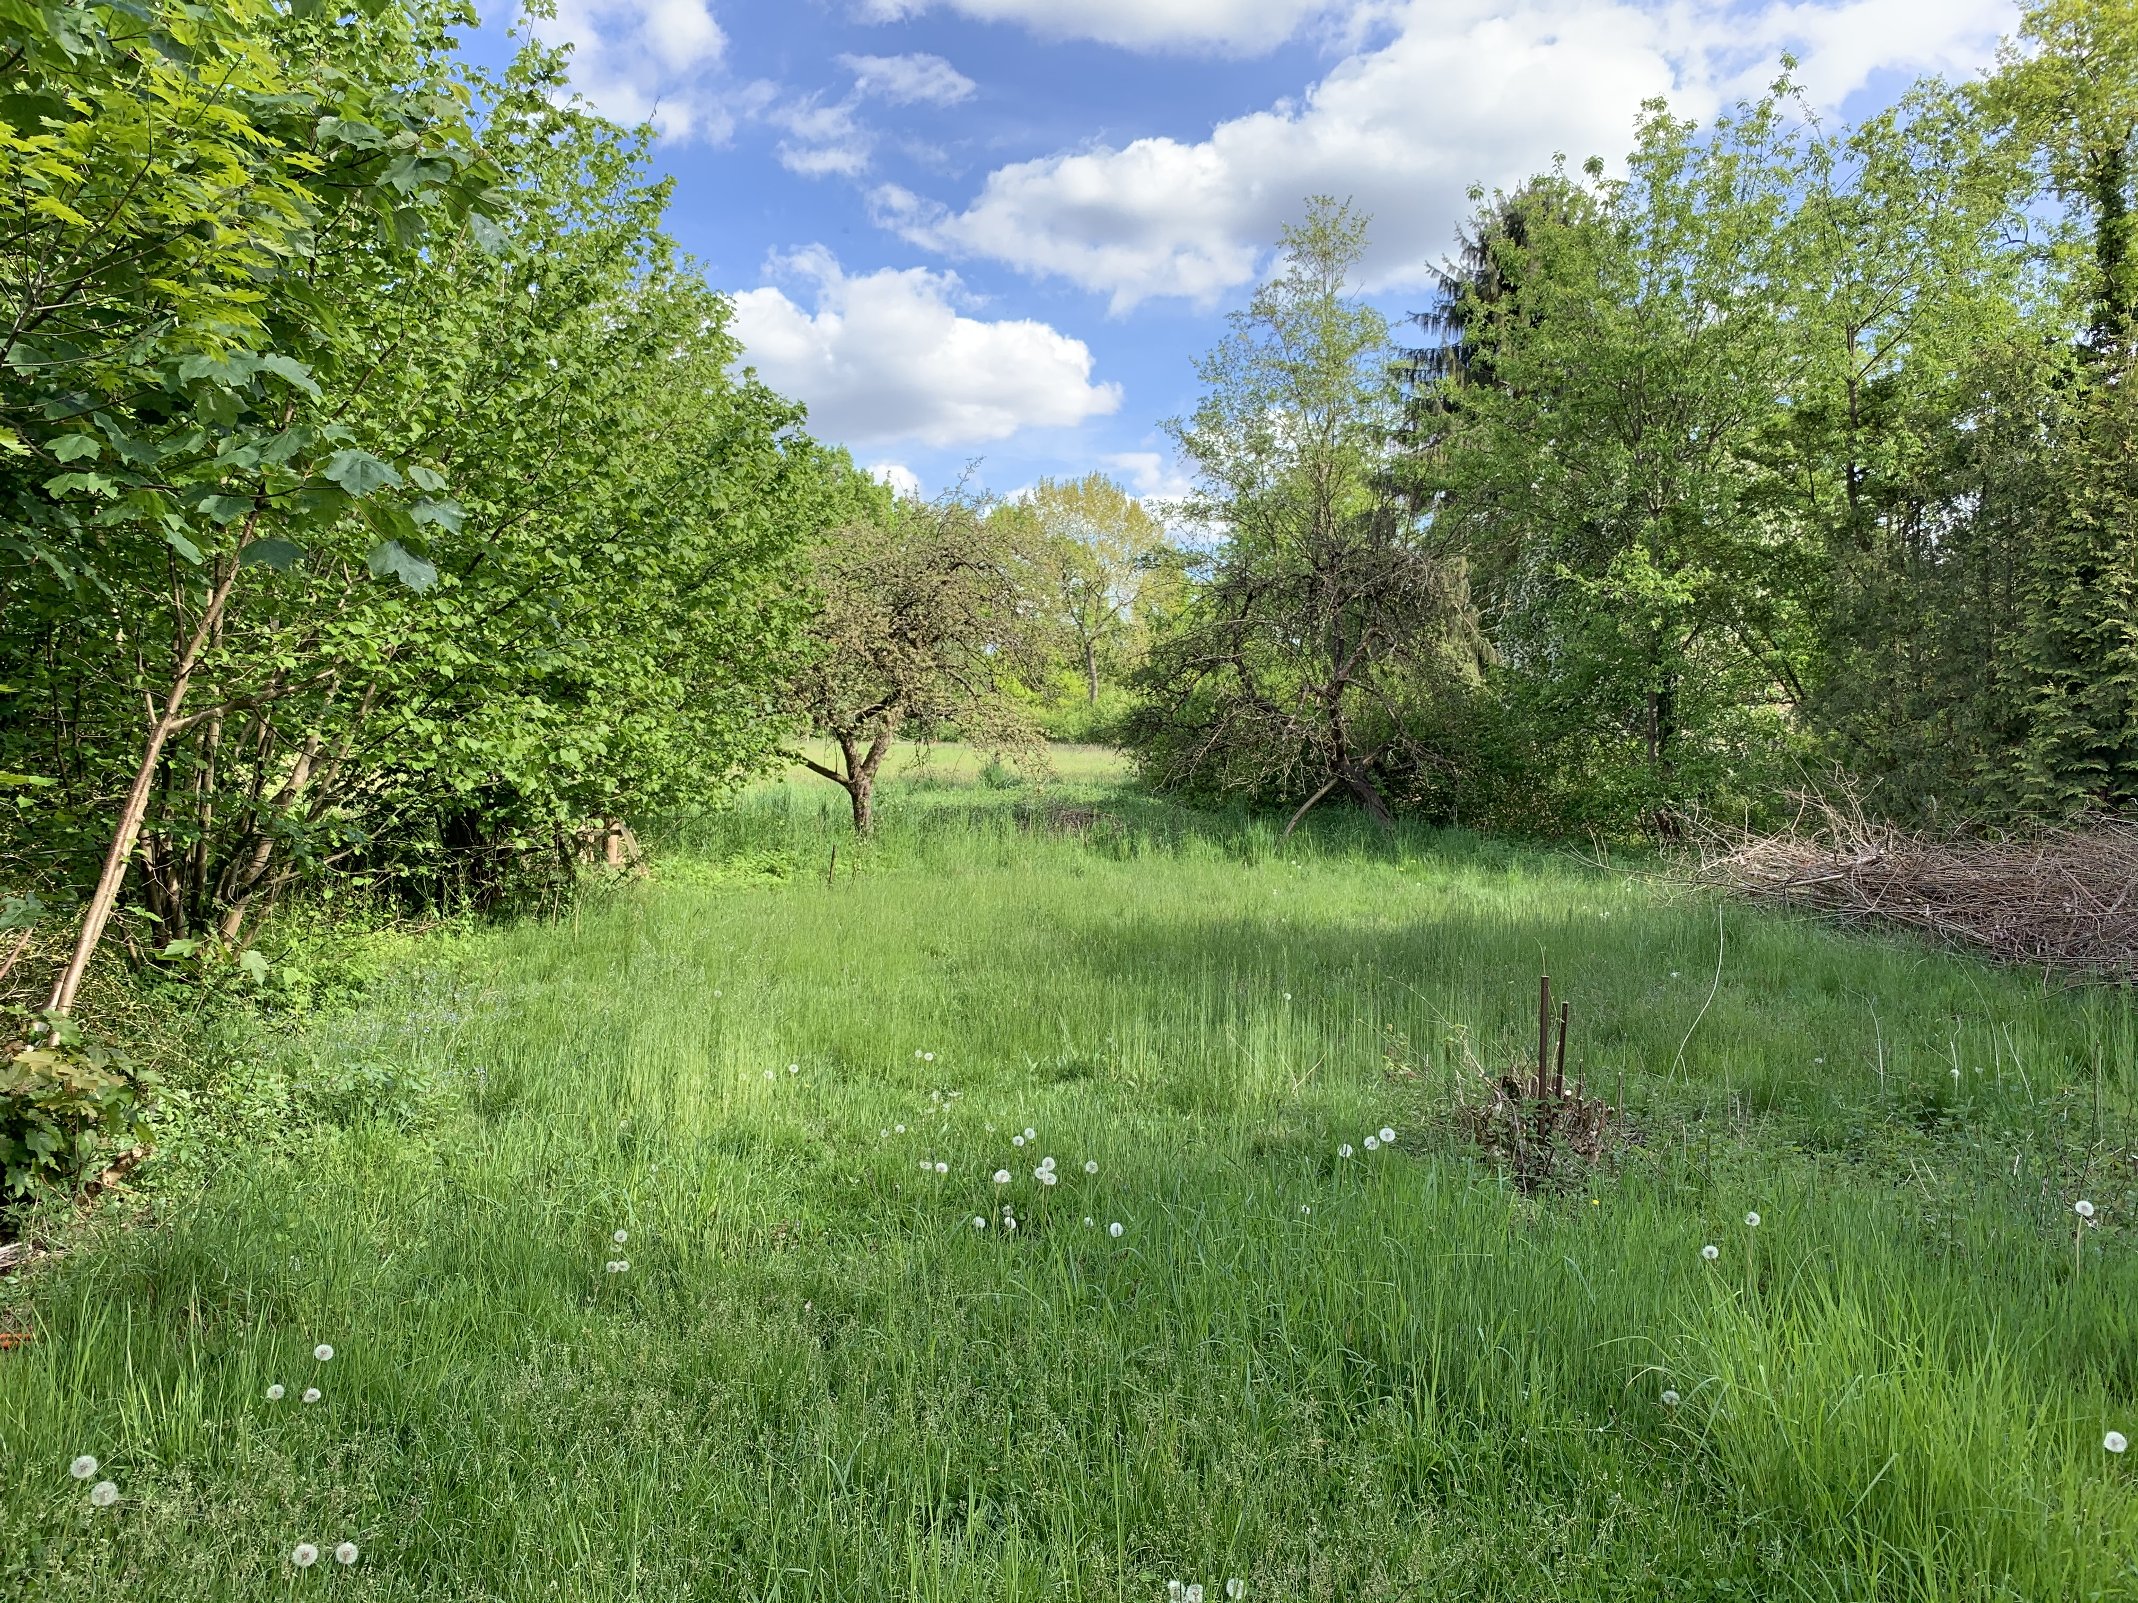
xmin=1 ymin=1012 xmax=155 ymax=1206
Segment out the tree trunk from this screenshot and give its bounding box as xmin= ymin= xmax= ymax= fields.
xmin=1084 ymin=640 xmax=1100 ymax=705
xmin=849 ymin=772 xmax=875 ymax=836
xmin=1341 ymin=763 xmax=1395 ymax=830
xmin=46 ymin=556 xmax=242 ymax=1018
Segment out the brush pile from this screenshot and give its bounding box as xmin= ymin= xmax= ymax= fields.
xmin=1699 ymin=797 xmax=2138 ymax=982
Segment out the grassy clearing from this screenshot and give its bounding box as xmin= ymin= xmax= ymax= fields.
xmin=4 ymin=758 xmax=2137 ymax=1601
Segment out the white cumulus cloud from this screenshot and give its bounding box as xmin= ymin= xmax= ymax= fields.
xmin=1103 ymin=451 xmax=1198 ymax=502
xmin=535 ymin=0 xmax=732 ymax=139
xmin=839 ymin=52 xmax=978 ymax=105
xmin=730 ymin=247 xmax=1122 ymax=448
xmin=868 ymin=462 xmax=927 ymax=498
xmin=776 ymin=52 xmax=978 ymax=176
xmin=878 ymin=0 xmax=2016 ymax=309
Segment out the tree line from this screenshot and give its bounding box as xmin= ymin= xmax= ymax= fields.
xmin=1129 ymin=0 xmax=2138 ymax=838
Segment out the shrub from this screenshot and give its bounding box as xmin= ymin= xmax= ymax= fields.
xmin=1 ymin=1012 xmax=155 ymax=1205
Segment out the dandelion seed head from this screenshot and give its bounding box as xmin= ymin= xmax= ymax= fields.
xmin=292 ymin=1543 xmax=319 ymax=1568
xmin=1363 ymin=1136 xmax=1380 ymax=1151
xmin=934 ymin=1162 xmax=948 ymax=1175
xmin=266 ymin=1384 xmax=284 ymax=1401
xmin=2108 ymin=1430 xmax=2129 ymax=1454
xmin=334 ymin=1542 xmax=359 ymax=1566
xmin=764 ymin=1069 xmax=775 ymax=1080
xmin=1022 ymin=1128 xmax=1036 ymax=1141
xmin=894 ymin=1124 xmax=905 ymax=1134
xmin=1701 ymin=1244 xmax=1719 ymax=1262
xmin=1013 ymin=1135 xmax=1025 ymax=1147
xmin=1039 ymin=1170 xmax=1058 ymax=1186
xmin=1661 ymin=1389 xmax=1680 ymax=1407
xmin=1084 ymin=1160 xmax=1098 ymax=1174
xmin=993 ymin=1170 xmax=1011 ymax=1184
xmin=302 ymin=1387 xmax=322 ymax=1404
xmin=1228 ymin=1581 xmax=1245 ymax=1599
xmin=613 ymin=1229 xmax=628 ymax=1245
xmin=69 ymin=1456 xmax=97 ymax=1480
xmin=1039 ymin=1156 xmax=1055 ymax=1171
xmin=973 ymin=1216 xmax=987 ymax=1229
xmin=788 ymin=1063 xmax=799 ymax=1074
xmin=1169 ymin=1584 xmax=1184 ymax=1602
xmin=89 ymin=1480 xmax=118 ymax=1507
xmin=2077 ymin=1200 xmax=2096 ymax=1219
xmin=1745 ymin=1212 xmax=1761 ymax=1228
xmin=1338 ymin=1144 xmax=1354 ymax=1158
xmin=1187 ymin=1585 xmax=1204 ymax=1603
xmin=1109 ymin=1221 xmax=1124 ymax=1238
xmin=313 ymin=1343 xmax=334 ymax=1362
xmin=1378 ymin=1127 xmax=1396 ymax=1144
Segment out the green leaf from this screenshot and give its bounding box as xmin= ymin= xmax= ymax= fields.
xmin=468 ymin=212 xmax=509 ymax=257
xmin=411 ymin=498 xmax=464 ymax=534
xmin=407 ymin=464 xmax=448 ymax=493
xmin=236 ymin=948 xmax=271 ymax=985
xmin=49 ymin=434 xmax=99 ymax=462
xmin=240 ymin=537 xmax=306 ymax=570
xmin=164 ymin=528 xmax=203 ymax=563
xmin=0 ymin=773 xmax=55 ymax=787
xmin=0 ymin=892 xmax=45 ymax=931
xmin=199 ymin=494 xmax=254 ymax=525
xmin=43 ymin=471 xmax=116 ymax=497
xmin=322 ymin=450 xmax=402 ymax=498
xmin=366 ymin=539 xmax=438 ymax=592
xmin=255 ymin=354 xmax=321 ymax=397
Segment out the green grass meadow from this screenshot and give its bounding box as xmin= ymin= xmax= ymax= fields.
xmin=5 ymin=755 xmax=2138 ymax=1600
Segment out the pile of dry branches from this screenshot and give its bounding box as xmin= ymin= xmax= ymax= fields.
xmin=1699 ymin=797 xmax=2138 ymax=982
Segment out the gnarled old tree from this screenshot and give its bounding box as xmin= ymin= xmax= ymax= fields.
xmin=1128 ymin=199 xmax=1484 ymax=832
xmin=789 ymin=490 xmax=1039 ymax=834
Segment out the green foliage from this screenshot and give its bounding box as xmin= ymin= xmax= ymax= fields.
xmin=992 ymin=473 xmax=1186 ymax=709
xmin=0 ymin=1015 xmax=153 ymax=1202
xmin=1381 ymin=10 xmax=2138 ymax=833
xmin=0 ymin=5 xmax=854 ymax=1014
xmin=786 ymin=487 xmax=1041 ymax=833
xmin=1130 ymin=199 xmax=1484 ymax=828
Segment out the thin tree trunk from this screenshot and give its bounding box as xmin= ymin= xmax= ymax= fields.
xmin=216 ymin=732 xmax=323 ymax=940
xmin=47 ymin=555 xmax=243 ymax=1017
xmin=1282 ymin=774 xmax=1342 ymax=838
xmin=1084 ymin=640 xmax=1100 ymax=705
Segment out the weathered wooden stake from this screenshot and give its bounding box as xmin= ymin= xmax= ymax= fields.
xmin=1537 ymin=974 xmax=1553 ymax=1097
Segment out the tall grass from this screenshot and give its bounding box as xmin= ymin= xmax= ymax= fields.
xmin=3 ymin=762 xmax=2134 ymax=1601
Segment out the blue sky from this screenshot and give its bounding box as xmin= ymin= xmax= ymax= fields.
xmin=468 ymin=0 xmax=2022 ymax=503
